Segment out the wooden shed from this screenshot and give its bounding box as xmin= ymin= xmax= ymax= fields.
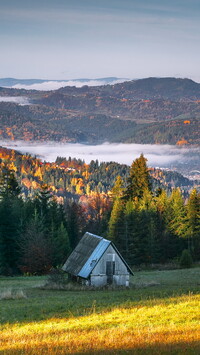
xmin=62 ymin=232 xmax=133 ymax=287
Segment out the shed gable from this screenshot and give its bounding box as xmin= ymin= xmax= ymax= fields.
xmin=91 ymin=245 xmax=130 ymax=276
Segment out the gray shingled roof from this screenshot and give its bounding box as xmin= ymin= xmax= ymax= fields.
xmin=62 ymin=232 xmax=133 ymax=278
xmin=62 ymin=232 xmax=105 ymax=276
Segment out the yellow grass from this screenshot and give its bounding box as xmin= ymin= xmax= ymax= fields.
xmin=0 ymin=294 xmax=200 ymax=354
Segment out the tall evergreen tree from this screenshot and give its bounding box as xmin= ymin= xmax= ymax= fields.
xmin=124 ymin=154 xmax=152 ymax=201
xmin=35 ymin=185 xmax=52 ymax=234
xmin=108 ymin=197 xmax=126 ymax=254
xmin=0 ymin=169 xmax=21 ymax=274
xmin=19 ymin=211 xmax=52 ymax=274
xmin=156 ymin=189 xmax=183 ymax=261
xmin=0 ymin=167 xmax=21 ymax=197
xmin=50 ymin=222 xmax=71 ymax=267
xmin=169 ymin=188 xmax=187 ymax=237
xmin=65 ymin=200 xmax=84 ymax=248
xmin=186 ymin=189 xmax=200 ymax=259
xmin=110 ymin=176 xmax=124 ymax=200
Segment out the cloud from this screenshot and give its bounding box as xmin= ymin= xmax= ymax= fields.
xmin=0 ymin=141 xmax=199 ymax=172
xmin=0 ymin=96 xmax=30 ymax=105
xmin=10 ymin=79 xmax=126 ymax=91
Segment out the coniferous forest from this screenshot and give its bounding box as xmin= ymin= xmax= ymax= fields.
xmin=0 ymin=147 xmax=199 ymax=275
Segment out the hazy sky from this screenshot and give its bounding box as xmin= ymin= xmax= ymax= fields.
xmin=1 ymin=0 xmax=200 ymax=81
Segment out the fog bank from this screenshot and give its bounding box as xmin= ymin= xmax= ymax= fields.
xmin=1 ymin=141 xmax=199 ymax=169
xmin=9 ymin=79 xmax=126 ymax=91
xmin=0 ymin=97 xmax=30 ymax=105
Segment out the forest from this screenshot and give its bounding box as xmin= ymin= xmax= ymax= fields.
xmin=1 ymin=77 xmax=200 ymax=145
xmin=0 ymin=147 xmax=199 ymax=275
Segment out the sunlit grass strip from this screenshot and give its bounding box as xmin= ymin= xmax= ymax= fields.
xmin=1 ymin=294 xmax=200 ymax=354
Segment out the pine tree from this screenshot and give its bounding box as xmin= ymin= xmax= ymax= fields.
xmin=108 ymin=197 xmax=126 ymax=255
xmin=186 ymin=189 xmax=200 ymax=259
xmin=124 ymin=154 xmax=152 ymax=201
xmin=0 ymin=167 xmax=21 ymax=197
xmin=124 ymin=199 xmax=138 ymax=264
xmin=169 ymin=188 xmax=187 ymax=237
xmin=36 ymin=185 xmax=52 ymax=233
xmin=51 ymin=222 xmax=71 ymax=267
xmin=110 ymin=176 xmax=124 ymax=200
xmin=0 ymin=169 xmax=22 ymax=274
xmin=139 ymin=190 xmax=162 ymax=264
xmin=19 ymin=211 xmax=52 ymax=274
xmin=65 ymin=201 xmax=83 ymax=249
xmin=157 ymin=188 xmax=185 ymax=261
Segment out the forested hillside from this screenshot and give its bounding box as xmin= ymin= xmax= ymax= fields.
xmin=0 ymin=150 xmax=199 ymax=275
xmin=0 ymin=77 xmax=200 ymax=145
xmin=122 ymin=117 xmax=200 ymax=145
xmin=0 ymin=146 xmax=194 ymax=199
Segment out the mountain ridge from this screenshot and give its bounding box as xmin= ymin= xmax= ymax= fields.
xmin=0 ymin=77 xmax=200 ymax=146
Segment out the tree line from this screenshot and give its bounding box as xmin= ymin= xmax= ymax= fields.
xmin=0 ymin=154 xmax=199 ymax=275
xmin=108 ymin=154 xmax=200 ymax=265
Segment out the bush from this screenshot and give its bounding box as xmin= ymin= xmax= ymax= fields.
xmin=45 ymin=268 xmax=67 ymax=288
xmin=0 ymin=289 xmax=27 ymax=300
xmin=180 ymin=249 xmax=193 ymax=268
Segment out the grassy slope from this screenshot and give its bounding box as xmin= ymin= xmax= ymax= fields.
xmin=0 ymin=268 xmax=199 ymax=354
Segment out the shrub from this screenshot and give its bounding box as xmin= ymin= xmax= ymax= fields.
xmin=0 ymin=289 xmax=27 ymax=300
xmin=45 ymin=268 xmax=67 ymax=288
xmin=180 ymin=249 xmax=193 ymax=268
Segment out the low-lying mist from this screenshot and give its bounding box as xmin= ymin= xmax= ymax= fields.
xmin=1 ymin=141 xmax=199 ymax=171
xmin=0 ymin=97 xmax=30 ymax=105
xmin=8 ymin=79 xmax=125 ymax=91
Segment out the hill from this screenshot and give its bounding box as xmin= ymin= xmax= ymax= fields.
xmin=0 ymin=102 xmax=135 ymax=143
xmin=0 ymin=77 xmax=200 ymax=145
xmin=55 ymin=76 xmax=200 ymax=99
xmin=0 ymin=146 xmax=195 ymax=200
xmin=118 ymin=117 xmax=200 ymax=145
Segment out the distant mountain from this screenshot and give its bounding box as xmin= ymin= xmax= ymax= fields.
xmin=0 ymin=77 xmax=127 ymax=91
xmin=56 ymin=77 xmax=200 ymax=100
xmin=111 ymin=77 xmax=200 ymax=99
xmin=0 ymin=78 xmax=46 ymax=86
xmin=0 ymin=77 xmax=200 ymax=146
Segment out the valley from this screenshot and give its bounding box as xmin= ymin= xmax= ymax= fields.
xmin=0 ymin=77 xmax=200 ymax=179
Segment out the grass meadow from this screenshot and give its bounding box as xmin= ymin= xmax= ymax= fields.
xmin=0 ymin=267 xmax=199 ymax=354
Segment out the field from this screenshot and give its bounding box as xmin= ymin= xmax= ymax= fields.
xmin=0 ymin=268 xmax=200 ymax=354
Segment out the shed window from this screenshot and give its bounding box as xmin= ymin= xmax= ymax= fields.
xmin=106 ymin=261 xmax=115 ymax=275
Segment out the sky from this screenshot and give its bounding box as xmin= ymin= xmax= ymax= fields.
xmin=1 ymin=0 xmax=200 ymax=81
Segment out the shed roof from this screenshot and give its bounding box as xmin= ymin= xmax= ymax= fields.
xmin=62 ymin=232 xmax=133 ymax=278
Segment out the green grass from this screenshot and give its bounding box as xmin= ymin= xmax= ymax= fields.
xmin=0 ymin=267 xmax=199 ymax=325
xmin=0 ymin=268 xmax=199 ymax=354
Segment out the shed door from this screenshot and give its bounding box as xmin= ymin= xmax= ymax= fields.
xmin=106 ymin=261 xmax=115 ymax=285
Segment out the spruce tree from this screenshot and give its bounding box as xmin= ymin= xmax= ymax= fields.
xmin=0 ymin=169 xmax=21 ymax=274
xmin=139 ymin=190 xmax=162 ymax=264
xmin=156 ymin=188 xmax=188 ymax=262
xmin=108 ymin=197 xmax=125 ymax=254
xmin=169 ymin=188 xmax=187 ymax=237
xmin=110 ymin=176 xmax=124 ymax=200
xmin=186 ymin=189 xmax=200 ymax=259
xmin=19 ymin=211 xmax=52 ymax=274
xmin=51 ymin=222 xmax=71 ymax=266
xmin=124 ymin=154 xmax=152 ymax=201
